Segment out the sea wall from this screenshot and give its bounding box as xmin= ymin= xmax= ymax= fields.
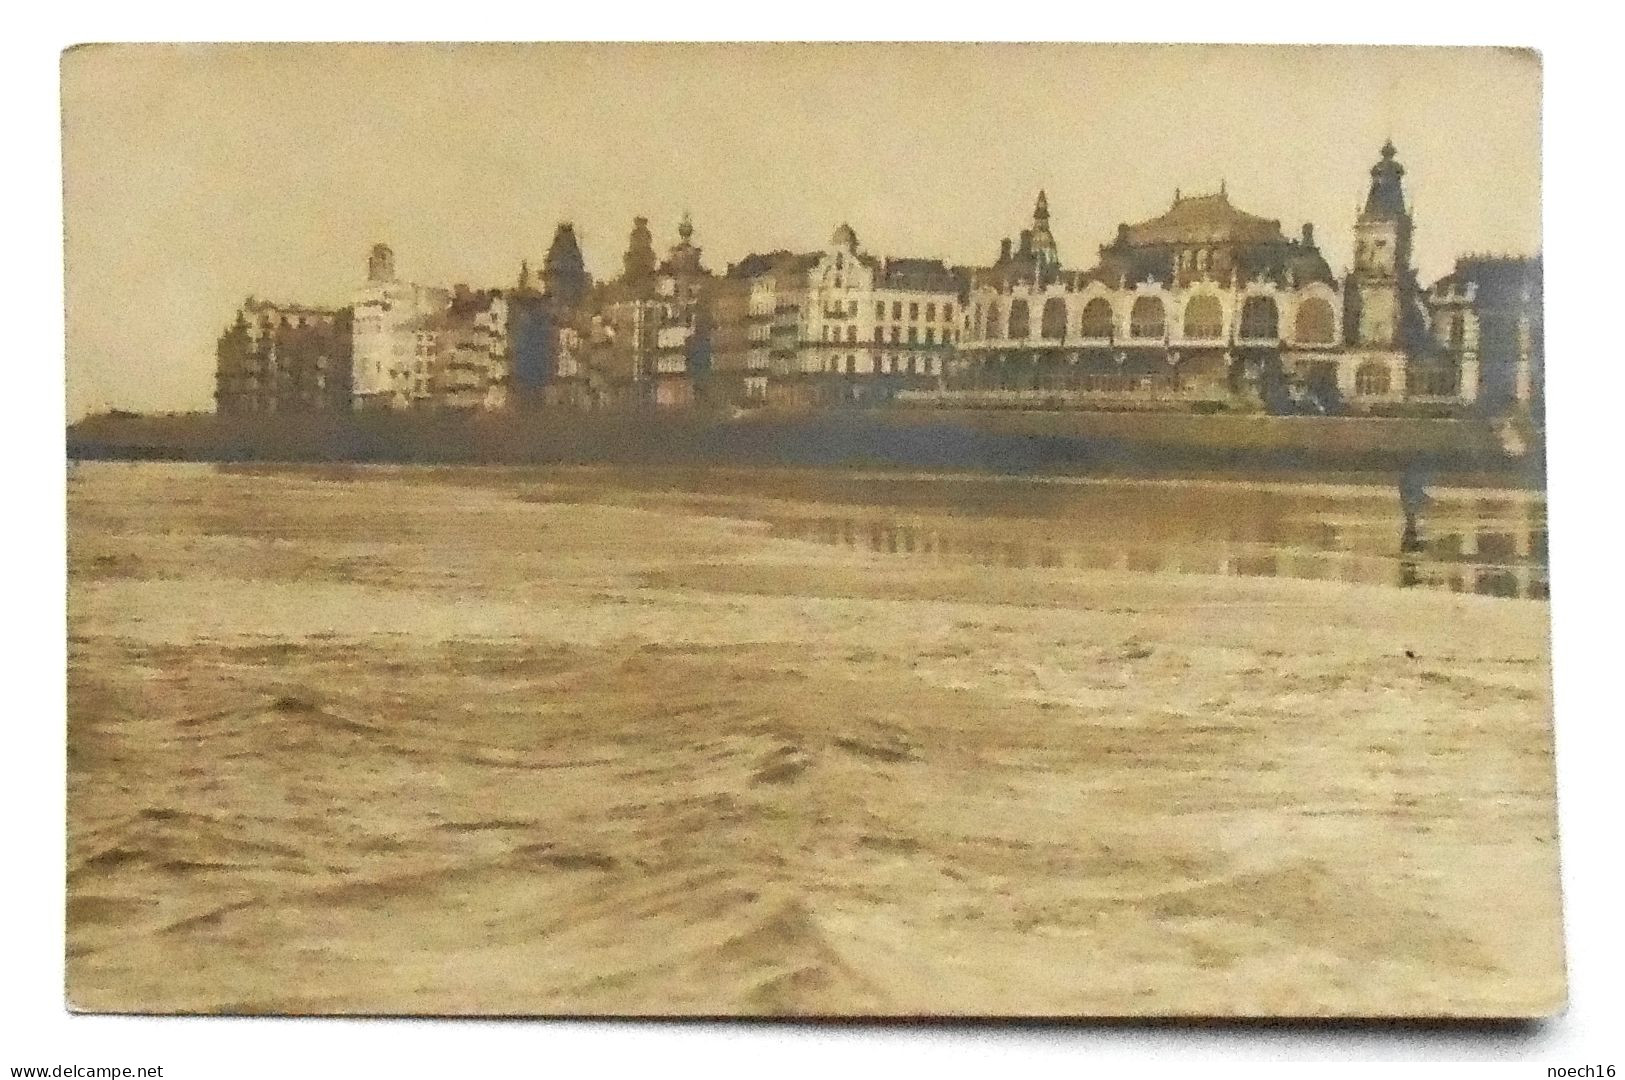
xmin=65 ymin=407 xmax=1543 ymax=486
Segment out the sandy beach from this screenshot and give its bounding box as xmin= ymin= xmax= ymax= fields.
xmin=65 ymin=462 xmax=1563 ymax=1016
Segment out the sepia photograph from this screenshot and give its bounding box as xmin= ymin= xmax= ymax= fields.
xmin=60 ymin=42 xmax=1561 ymax=1020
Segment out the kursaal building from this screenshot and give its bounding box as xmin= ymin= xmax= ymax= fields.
xmin=946 ymin=142 xmax=1541 ymax=417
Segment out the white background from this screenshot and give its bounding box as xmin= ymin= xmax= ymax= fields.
xmin=3 ymin=3 xmax=1620 ymax=1074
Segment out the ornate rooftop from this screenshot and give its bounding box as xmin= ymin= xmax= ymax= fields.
xmin=1119 ymin=188 xmax=1287 ymax=248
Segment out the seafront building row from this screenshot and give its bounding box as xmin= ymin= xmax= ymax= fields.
xmin=215 ymin=144 xmax=1543 ymax=419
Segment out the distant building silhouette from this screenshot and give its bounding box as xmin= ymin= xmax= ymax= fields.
xmin=214 ymin=298 xmax=351 ymax=415
xmin=213 ymin=146 xmax=1544 ymax=419
xmin=542 ymin=222 xmax=589 ymax=310
xmin=1423 ymin=255 xmax=1542 ymax=415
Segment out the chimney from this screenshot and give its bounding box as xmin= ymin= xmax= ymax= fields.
xmin=1301 ymin=223 xmax=1314 ymax=246
xmin=1019 ymin=229 xmax=1033 ymax=255
xmin=999 ymin=237 xmax=1013 ymax=262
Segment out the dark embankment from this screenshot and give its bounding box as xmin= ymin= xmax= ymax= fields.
xmin=65 ymin=408 xmax=1544 ymax=486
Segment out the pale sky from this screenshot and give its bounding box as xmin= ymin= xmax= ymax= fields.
xmin=62 ymin=43 xmax=1541 ymax=417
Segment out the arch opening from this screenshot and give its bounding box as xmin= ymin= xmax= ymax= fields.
xmin=1130 ymin=296 xmax=1166 ymax=339
xmin=1183 ymin=294 xmax=1224 ymax=340
xmin=1040 ymin=297 xmax=1067 ymax=340
xmin=1080 ymin=298 xmax=1114 ymax=339
xmin=1008 ymin=299 xmax=1030 ymax=339
xmin=1240 ymin=296 xmax=1279 ymax=340
xmin=1295 ymin=297 xmax=1336 ymax=344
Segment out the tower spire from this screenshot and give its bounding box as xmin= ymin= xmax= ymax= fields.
xmin=1362 ymin=139 xmax=1408 ymax=221
xmin=622 ymin=216 xmax=656 ymax=284
xmin=1027 ymin=190 xmax=1058 ymax=274
xmin=544 ymin=222 xmax=589 ymax=307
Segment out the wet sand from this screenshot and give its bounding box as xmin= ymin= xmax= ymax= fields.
xmin=65 ymin=462 xmax=1564 ymax=1016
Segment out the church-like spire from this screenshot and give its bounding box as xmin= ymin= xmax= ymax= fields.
xmin=1034 ymin=189 xmax=1049 ymax=223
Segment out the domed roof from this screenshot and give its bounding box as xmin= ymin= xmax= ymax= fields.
xmin=1119 ymin=188 xmax=1285 ymax=247
xmin=830 ymin=222 xmax=858 ymax=250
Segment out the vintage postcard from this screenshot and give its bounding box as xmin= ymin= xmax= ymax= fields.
xmin=63 ymin=42 xmax=1559 ymax=1017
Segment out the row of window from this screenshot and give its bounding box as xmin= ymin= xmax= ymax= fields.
xmin=249 ymin=313 xmax=334 ymax=330
xmin=822 ymin=354 xmax=942 ymax=375
xmin=872 ymin=300 xmax=954 ymax=323
xmin=1356 ymin=362 xmax=1392 ymax=396
xmin=1406 ymin=366 xmax=1460 ymax=397
xmin=1177 ymin=249 xmax=1219 ymax=273
xmin=822 ymin=324 xmax=960 ymax=345
xmin=817 ymin=299 xmax=956 ymax=322
xmin=973 ymin=295 xmax=1337 ymax=344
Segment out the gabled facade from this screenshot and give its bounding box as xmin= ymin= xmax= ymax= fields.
xmin=779 ymin=223 xmax=964 ymax=406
